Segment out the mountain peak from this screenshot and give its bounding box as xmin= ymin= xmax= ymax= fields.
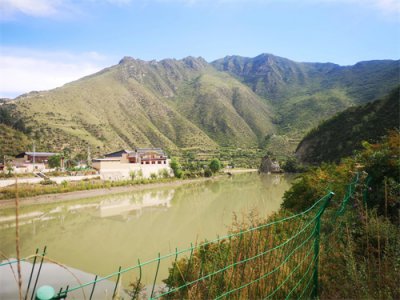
xmin=119 ymin=56 xmax=136 ymax=64
xmin=118 ymin=56 xmax=208 ymax=70
xmin=181 ymin=56 xmax=208 ymax=70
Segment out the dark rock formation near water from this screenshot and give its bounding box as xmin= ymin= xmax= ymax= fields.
xmin=259 ymin=155 xmax=281 ymax=173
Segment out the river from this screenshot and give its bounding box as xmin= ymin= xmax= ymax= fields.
xmin=0 ymin=172 xmax=292 ymax=299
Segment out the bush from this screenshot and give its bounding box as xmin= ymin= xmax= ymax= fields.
xmin=282 ymin=157 xmax=306 ymax=173
xmin=170 ymin=158 xmax=183 ymax=178
xmin=61 ymin=180 xmax=68 ymax=188
xmin=209 ymin=158 xmax=222 ymax=173
xmin=204 ymin=168 xmax=213 ymax=177
xmin=48 ymin=155 xmax=61 ymax=169
xmin=159 ymin=168 xmax=170 ymax=179
xmin=40 ymin=179 xmax=56 ymax=185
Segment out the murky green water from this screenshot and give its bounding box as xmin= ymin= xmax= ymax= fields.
xmin=0 ymin=172 xmax=292 ymax=297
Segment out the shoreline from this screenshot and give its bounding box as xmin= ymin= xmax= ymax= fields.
xmin=0 ymin=169 xmax=258 ymax=209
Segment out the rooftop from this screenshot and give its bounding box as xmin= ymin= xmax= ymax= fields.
xmin=15 ymin=152 xmax=57 ymax=158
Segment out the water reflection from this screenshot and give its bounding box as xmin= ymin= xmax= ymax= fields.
xmin=0 ymin=173 xmax=292 ymax=297
xmin=0 ymin=190 xmax=176 ymax=229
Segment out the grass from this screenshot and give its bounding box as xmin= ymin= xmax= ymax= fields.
xmin=0 ymin=177 xmax=178 ymax=200
xmin=160 ymin=132 xmax=400 ymax=299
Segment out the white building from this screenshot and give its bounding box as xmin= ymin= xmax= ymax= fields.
xmin=92 ymin=148 xmax=172 ymax=180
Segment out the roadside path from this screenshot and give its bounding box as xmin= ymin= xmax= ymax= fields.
xmin=0 ymin=175 xmax=99 ymax=188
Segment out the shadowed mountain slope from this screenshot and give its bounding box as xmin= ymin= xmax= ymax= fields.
xmin=295 ymin=87 xmax=400 ymax=164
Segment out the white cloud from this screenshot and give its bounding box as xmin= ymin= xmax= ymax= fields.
xmin=0 ymin=0 xmax=68 ymax=18
xmin=0 ymin=48 xmax=112 ymax=98
xmin=308 ymin=0 xmax=400 ymax=15
xmin=158 ymin=0 xmax=400 ymax=15
xmin=369 ymin=0 xmax=400 ymax=15
xmin=0 ymin=0 xmax=133 ymax=19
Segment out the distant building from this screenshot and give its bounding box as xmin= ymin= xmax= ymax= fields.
xmin=92 ymin=148 xmax=171 ymax=180
xmin=15 ymin=152 xmax=57 ymax=164
xmin=13 ymin=152 xmax=58 ymax=173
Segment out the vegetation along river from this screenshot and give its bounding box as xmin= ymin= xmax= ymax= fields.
xmin=0 ymin=172 xmax=293 ymax=298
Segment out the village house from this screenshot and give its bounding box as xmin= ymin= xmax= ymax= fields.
xmin=12 ymin=152 xmax=59 ymax=173
xmin=92 ymin=148 xmax=172 ymax=180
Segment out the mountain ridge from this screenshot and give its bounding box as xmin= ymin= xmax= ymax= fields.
xmin=2 ymin=53 xmax=398 ymax=157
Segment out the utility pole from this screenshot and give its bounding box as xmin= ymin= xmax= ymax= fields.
xmin=32 ymin=142 xmax=36 ymax=171
xmin=87 ymin=146 xmax=91 ymax=168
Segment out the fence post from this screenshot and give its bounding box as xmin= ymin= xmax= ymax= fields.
xmin=312 ymin=192 xmax=334 ymax=299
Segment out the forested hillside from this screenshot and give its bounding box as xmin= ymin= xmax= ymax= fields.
xmin=295 ymin=87 xmax=400 ymax=164
xmin=212 ymin=54 xmax=399 ymax=138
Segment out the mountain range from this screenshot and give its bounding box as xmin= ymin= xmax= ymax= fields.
xmin=0 ymin=53 xmax=398 ymax=158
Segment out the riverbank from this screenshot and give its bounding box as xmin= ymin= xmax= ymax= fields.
xmin=0 ymin=169 xmax=258 ymax=209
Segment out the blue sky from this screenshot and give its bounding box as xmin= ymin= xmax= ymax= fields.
xmin=0 ymin=0 xmax=399 ymax=98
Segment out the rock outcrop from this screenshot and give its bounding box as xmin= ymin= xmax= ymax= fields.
xmin=259 ymin=155 xmax=281 ymax=173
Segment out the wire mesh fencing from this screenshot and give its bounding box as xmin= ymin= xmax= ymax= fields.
xmin=1 ymin=174 xmax=361 ymax=300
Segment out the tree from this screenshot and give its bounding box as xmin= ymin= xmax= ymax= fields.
xmin=209 ymin=158 xmax=222 ymax=174
xmin=48 ymin=155 xmax=61 ymax=169
xmin=5 ymin=161 xmax=13 ymax=177
xmin=170 ymin=158 xmax=183 ymax=178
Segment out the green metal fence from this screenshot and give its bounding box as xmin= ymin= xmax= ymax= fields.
xmin=1 ymin=174 xmax=360 ymax=300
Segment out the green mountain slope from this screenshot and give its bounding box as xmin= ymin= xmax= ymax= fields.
xmin=9 ymin=56 xmax=275 ymax=155
xmin=0 ymin=124 xmax=32 ymax=162
xmin=168 ymin=70 xmax=274 ymax=147
xmin=212 ymin=54 xmax=399 ymax=137
xmin=2 ymin=53 xmax=397 ymax=157
xmin=295 ymin=87 xmax=400 ymax=164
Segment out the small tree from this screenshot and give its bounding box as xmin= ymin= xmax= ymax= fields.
xmin=170 ymin=158 xmax=183 ymax=178
xmin=209 ymin=158 xmax=222 ymax=174
xmin=129 ymin=170 xmax=136 ymax=181
xmin=5 ymin=161 xmax=13 ymax=177
xmin=48 ymin=155 xmax=61 ymax=169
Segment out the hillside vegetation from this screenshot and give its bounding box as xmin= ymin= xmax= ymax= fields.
xmin=283 ymin=131 xmax=400 ymax=299
xmin=212 ymin=54 xmax=399 ymax=138
xmin=8 ymin=57 xmax=275 ymax=156
xmin=1 ymin=53 xmax=398 ymax=158
xmin=0 ymin=124 xmax=32 ymax=161
xmin=162 ymin=132 xmax=400 ymax=299
xmin=296 ymin=87 xmax=400 ymax=164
